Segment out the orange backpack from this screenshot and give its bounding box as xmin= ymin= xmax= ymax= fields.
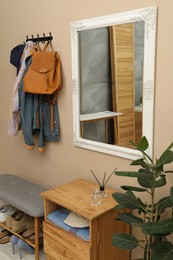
xmin=23 ymin=42 xmax=62 ymax=95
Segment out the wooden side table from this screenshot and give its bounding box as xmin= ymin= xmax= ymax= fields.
xmin=41 ymin=179 xmax=130 ymax=260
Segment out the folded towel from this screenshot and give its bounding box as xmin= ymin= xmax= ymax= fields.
xmin=47 ymin=208 xmax=90 ymax=241
xmin=64 ymin=211 xmax=89 ymax=228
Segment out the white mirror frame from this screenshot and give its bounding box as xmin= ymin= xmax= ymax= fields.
xmin=71 ymin=6 xmax=157 ymax=160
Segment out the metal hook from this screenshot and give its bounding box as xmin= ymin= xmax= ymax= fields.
xmin=31 ymin=34 xmax=36 ymax=45
xmin=37 ymin=34 xmax=40 ymax=45
xmin=49 ymin=32 xmax=52 ymax=42
xmin=43 ymin=33 xmax=46 ymax=44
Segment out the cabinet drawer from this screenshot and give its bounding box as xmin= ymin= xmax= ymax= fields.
xmin=43 ymin=221 xmax=90 ymax=260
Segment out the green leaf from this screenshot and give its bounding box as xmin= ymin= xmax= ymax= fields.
xmin=151 ymin=240 xmax=173 ymax=251
xmin=153 ymin=218 xmax=173 ymax=235
xmin=112 ymin=233 xmax=138 ymax=250
xmin=142 ymin=219 xmax=173 ymax=236
xmin=131 ymin=158 xmax=146 ymax=166
xmin=165 ymin=141 xmax=173 ymax=151
xmin=155 ymin=165 xmax=164 ymax=176
xmin=130 ymin=136 xmax=153 ymax=163
xmin=125 ymin=190 xmax=137 ymax=198
xmin=153 ymin=176 xmax=166 ymax=188
xmin=131 ymin=158 xmax=152 ymax=169
xmin=157 ymin=149 xmax=173 ymax=167
xmin=115 ymin=171 xmax=139 ymax=177
xmin=142 ymin=222 xmax=157 ymax=235
xmin=137 ymin=173 xmax=153 ymax=188
xmin=121 ymin=185 xmax=147 ymax=192
xmin=112 ymin=192 xmax=145 ymax=210
xmin=118 ymin=213 xmax=143 ymax=227
xmin=114 ymin=204 xmax=124 ymax=210
xmin=138 ymin=168 xmax=152 ymax=174
xmin=170 ymin=187 xmax=173 ymax=203
xmin=137 ymin=171 xmax=166 ymax=189
xmin=152 ymin=249 xmax=173 ymax=260
xmin=134 ymin=136 xmax=149 ymax=151
xmin=156 ymin=196 xmax=173 ymax=214
xmin=151 ymin=241 xmax=173 ymax=260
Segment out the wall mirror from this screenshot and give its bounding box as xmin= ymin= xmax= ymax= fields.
xmin=71 ymin=6 xmax=157 ymax=160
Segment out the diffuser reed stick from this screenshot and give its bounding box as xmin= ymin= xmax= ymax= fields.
xmin=91 ymin=168 xmax=116 ymax=190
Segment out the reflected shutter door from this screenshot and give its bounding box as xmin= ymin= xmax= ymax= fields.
xmin=109 ymin=23 xmax=135 ymax=148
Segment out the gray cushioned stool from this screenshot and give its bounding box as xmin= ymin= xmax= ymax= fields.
xmin=0 ymin=173 xmax=47 ymax=260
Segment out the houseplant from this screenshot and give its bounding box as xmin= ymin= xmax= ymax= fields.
xmin=112 ymin=136 xmax=173 ymax=260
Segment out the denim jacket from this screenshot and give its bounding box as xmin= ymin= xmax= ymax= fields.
xmin=18 ymin=56 xmax=59 ymax=152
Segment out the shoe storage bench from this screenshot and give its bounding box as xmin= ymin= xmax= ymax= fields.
xmin=0 ymin=174 xmax=47 ymax=260
xmin=41 ymin=178 xmax=130 ymax=260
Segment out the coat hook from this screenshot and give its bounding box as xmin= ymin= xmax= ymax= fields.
xmin=37 ymin=34 xmax=40 ymax=44
xmin=43 ymin=33 xmax=46 ymax=44
xmin=49 ymin=32 xmax=52 ymax=42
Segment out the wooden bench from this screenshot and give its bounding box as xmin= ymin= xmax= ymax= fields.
xmin=0 ymin=174 xmax=47 ymax=260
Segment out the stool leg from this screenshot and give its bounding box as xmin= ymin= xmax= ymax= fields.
xmin=34 ymin=217 xmax=40 ymax=260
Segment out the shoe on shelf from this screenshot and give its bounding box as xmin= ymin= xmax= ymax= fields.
xmin=0 ymin=230 xmax=10 ymax=239
xmin=28 ymin=231 xmax=43 ymax=242
xmin=22 ymin=221 xmax=35 ymax=238
xmin=0 ymin=204 xmax=17 ymax=223
xmin=0 ymin=234 xmax=11 ymax=244
xmin=6 ymin=210 xmax=23 ymax=228
xmin=11 ymin=213 xmax=33 ymax=233
xmin=10 ymin=235 xmax=19 ymax=255
xmin=17 ymin=239 xmax=35 ymax=259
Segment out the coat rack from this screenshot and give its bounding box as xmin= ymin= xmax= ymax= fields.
xmin=26 ymin=32 xmax=53 ymax=44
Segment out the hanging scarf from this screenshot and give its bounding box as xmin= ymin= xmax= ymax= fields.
xmin=7 ymin=41 xmax=34 ymax=136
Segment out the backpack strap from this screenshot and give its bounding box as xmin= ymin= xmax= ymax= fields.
xmin=42 ymin=41 xmax=54 ymax=52
xmin=46 ymin=91 xmax=58 ymax=131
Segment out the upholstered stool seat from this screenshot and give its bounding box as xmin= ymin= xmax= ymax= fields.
xmin=0 ymin=174 xmax=46 ymax=217
xmin=0 ymin=173 xmax=47 ymax=260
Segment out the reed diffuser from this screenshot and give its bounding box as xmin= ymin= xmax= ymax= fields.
xmin=91 ymin=168 xmax=116 ymax=198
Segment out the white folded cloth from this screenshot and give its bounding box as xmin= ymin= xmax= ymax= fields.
xmin=64 ymin=211 xmax=89 ymax=228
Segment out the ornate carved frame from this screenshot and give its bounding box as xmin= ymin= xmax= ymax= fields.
xmin=71 ymin=6 xmax=157 ymax=160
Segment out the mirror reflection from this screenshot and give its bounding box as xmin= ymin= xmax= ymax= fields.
xmin=71 ymin=6 xmax=157 ymax=159
xmin=79 ymin=21 xmax=144 ymax=148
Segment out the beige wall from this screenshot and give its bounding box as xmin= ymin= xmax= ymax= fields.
xmin=1 ymin=0 xmax=173 ymax=258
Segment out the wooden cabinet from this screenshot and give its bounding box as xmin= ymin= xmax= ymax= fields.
xmin=41 ymin=179 xmax=130 ymax=260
